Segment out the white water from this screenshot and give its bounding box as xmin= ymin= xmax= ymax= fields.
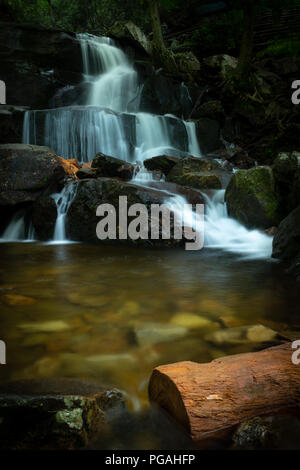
xmin=202 ymin=190 xmax=273 ymax=259
xmin=79 ymin=34 xmax=141 ymax=113
xmin=133 ymin=169 xmax=272 ymax=260
xmin=21 ymin=33 xmax=272 ymax=257
xmin=50 ymin=182 xmax=78 ymax=244
xmin=23 ymin=33 xmax=201 ymax=163
xmin=0 ymin=212 xmax=35 ymax=243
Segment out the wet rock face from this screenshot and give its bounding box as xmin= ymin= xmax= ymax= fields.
xmin=140 ymin=74 xmax=198 ymax=118
xmin=143 ymin=155 xmax=180 ymax=176
xmin=272 ymin=205 xmax=300 ymax=261
xmin=91 ymin=153 xmax=135 ymax=181
xmin=195 ymin=118 xmax=224 ymax=155
xmin=0 ymin=23 xmax=82 ymax=109
xmin=31 ymin=196 xmax=57 ymax=241
xmin=272 ymin=151 xmax=300 ymax=216
xmin=0 ymin=144 xmax=65 ymax=207
xmin=166 ymin=156 xmax=226 ymax=190
xmin=0 ymin=105 xmax=29 ymax=144
xmin=0 ymin=378 xmax=125 ymax=450
xmin=225 ymin=166 xmax=282 ymax=229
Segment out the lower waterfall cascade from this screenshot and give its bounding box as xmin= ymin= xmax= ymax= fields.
xmin=50 ymin=182 xmax=78 ymax=244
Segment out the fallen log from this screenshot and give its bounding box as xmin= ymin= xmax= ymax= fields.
xmin=148 ymin=343 xmax=300 ymax=443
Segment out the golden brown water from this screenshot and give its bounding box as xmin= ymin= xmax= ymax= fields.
xmin=0 ymin=242 xmax=299 ymax=448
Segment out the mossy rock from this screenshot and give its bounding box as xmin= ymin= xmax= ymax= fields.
xmin=143 ymin=155 xmax=180 ymax=176
xmin=0 ymin=378 xmax=125 ymax=450
xmin=225 ymin=166 xmax=282 ymax=229
xmin=166 ymin=156 xmax=224 ymax=190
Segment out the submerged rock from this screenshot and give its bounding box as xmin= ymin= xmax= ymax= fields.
xmin=225 ymin=166 xmax=282 ymax=229
xmin=18 ymin=320 xmax=70 ymax=333
xmin=1 ymin=294 xmax=36 ymax=306
xmin=205 ymin=324 xmax=281 ymax=346
xmin=166 ymin=156 xmax=225 ymax=189
xmin=134 ymin=322 xmax=187 ymax=347
xmin=0 ymin=144 xmax=65 ymax=207
xmin=233 ymin=415 xmax=300 ymax=450
xmin=0 ymin=378 xmax=125 ymax=450
xmin=170 ymin=313 xmax=215 ymax=329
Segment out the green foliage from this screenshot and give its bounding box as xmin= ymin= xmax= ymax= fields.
xmin=258 ymin=39 xmax=300 ymax=58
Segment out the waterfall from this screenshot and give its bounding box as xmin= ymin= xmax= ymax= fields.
xmin=23 ymin=33 xmax=201 ymax=164
xmin=78 ymin=33 xmax=141 ymax=113
xmin=0 ymin=212 xmax=35 ymax=243
xmin=131 ymin=169 xmax=272 ymax=259
xmin=50 ymin=182 xmax=78 ymax=244
xmin=20 ymin=32 xmax=273 ymax=258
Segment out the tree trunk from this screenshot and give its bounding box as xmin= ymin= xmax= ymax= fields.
xmin=46 ymin=0 xmax=56 ymax=27
xmin=149 ymin=343 xmax=300 ymax=444
xmin=147 ymin=0 xmax=177 ymax=73
xmin=148 ymin=0 xmax=167 ymax=55
xmin=235 ymin=0 xmax=257 ymax=79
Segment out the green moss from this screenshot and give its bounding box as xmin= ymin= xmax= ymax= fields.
xmin=56 ymin=408 xmax=83 ymax=431
xmin=225 ymin=166 xmax=281 ymax=228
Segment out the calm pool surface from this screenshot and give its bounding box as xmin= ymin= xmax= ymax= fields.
xmin=0 ymin=242 xmax=299 ymax=448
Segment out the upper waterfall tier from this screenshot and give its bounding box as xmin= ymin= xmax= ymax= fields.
xmin=22 ymin=33 xmax=202 ymax=163
xmin=78 ymin=33 xmax=141 ymax=113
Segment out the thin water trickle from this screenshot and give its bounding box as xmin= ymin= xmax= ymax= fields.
xmin=49 ymin=182 xmax=78 ymax=244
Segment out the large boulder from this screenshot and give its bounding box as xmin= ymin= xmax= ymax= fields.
xmin=0 ymin=377 xmax=125 ymax=450
xmin=225 ymin=166 xmax=282 ymax=229
xmin=66 ymin=178 xmax=203 ymax=246
xmin=0 ymin=144 xmax=65 ymax=207
xmin=91 ymin=153 xmax=134 ymax=180
xmin=272 ymin=206 xmax=300 ymax=260
xmin=166 ymin=156 xmax=227 ymax=190
xmin=143 ymin=155 xmax=180 ymax=176
xmin=272 ymin=151 xmax=300 ymax=216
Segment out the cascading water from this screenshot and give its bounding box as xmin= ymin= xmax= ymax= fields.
xmin=21 ymin=32 xmax=273 ymax=257
xmin=50 ymin=182 xmax=78 ymax=244
xmin=23 ymin=33 xmax=201 ymax=163
xmin=202 ymin=190 xmax=273 ymax=259
xmin=132 ymin=169 xmax=272 ymax=260
xmin=0 ymin=212 xmax=35 ymax=243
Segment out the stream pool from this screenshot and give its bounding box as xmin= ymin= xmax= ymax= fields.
xmin=0 ymin=242 xmax=299 ymax=448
